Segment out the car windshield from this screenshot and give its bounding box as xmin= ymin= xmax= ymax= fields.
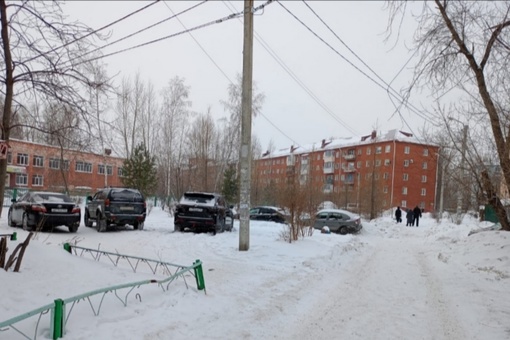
xmin=33 ymin=193 xmax=72 ymax=203
xmin=180 ymin=193 xmax=216 ymax=206
xmin=110 ymin=189 xmax=144 ymax=202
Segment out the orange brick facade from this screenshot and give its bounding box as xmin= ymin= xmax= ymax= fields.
xmin=4 ymin=139 xmax=126 ymax=195
xmin=254 ymin=130 xmax=440 ymax=212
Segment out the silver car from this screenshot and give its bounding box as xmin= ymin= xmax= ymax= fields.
xmin=313 ymin=209 xmax=363 ymax=235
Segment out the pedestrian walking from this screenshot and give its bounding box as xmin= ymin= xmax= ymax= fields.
xmin=413 ymin=205 xmax=422 ymax=227
xmin=406 ymin=209 xmax=414 ymax=226
xmin=395 ymin=206 xmax=402 ymax=223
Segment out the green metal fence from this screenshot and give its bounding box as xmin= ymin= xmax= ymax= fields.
xmin=0 ymin=244 xmax=206 ymax=339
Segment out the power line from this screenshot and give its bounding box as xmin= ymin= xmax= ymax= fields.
xmin=21 ymin=1 xmax=161 ymax=66
xmin=301 ymin=1 xmax=440 ymax=129
xmin=278 ymin=1 xmax=438 ymax=135
xmin=224 ymin=1 xmax=359 ymax=137
xmin=75 ymin=4 xmax=252 ymax=66
xmin=66 ymin=1 xmax=209 ymax=67
xmin=163 ymin=0 xmax=300 ymax=147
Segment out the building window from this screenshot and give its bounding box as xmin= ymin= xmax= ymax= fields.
xmin=404 ymin=146 xmax=410 ymax=154
xmin=7 ymin=151 xmax=12 ymax=164
xmin=32 ymin=175 xmax=44 ymax=186
xmin=49 ymin=158 xmax=69 ymax=170
xmin=98 ymin=164 xmax=113 ymax=176
xmin=403 ymin=173 xmax=409 ymax=181
xmin=384 ymin=159 xmax=390 ymax=166
xmin=324 ymin=162 xmax=333 ymax=169
xmin=402 ymin=200 xmax=407 ymax=208
xmin=366 ymin=147 xmax=371 ymax=155
xmin=385 ymin=145 xmax=391 ymax=153
xmin=402 ymin=187 xmax=408 ymax=195
xmin=357 ymin=161 xmax=362 ymax=168
xmin=17 ymin=153 xmax=28 ymax=166
xmin=75 ymin=161 xmax=92 ymax=173
xmin=33 ymin=155 xmax=44 ymax=167
xmin=422 ymin=175 xmax=427 ymax=183
xmin=375 ymin=173 xmax=380 ymax=180
xmin=324 ymin=150 xmax=333 ymax=158
xmin=317 ymin=154 xmax=321 ymax=160
xmin=422 ymin=162 xmax=428 ymax=169
xmin=421 ymin=188 xmax=426 ymax=196
xmin=118 ymin=167 xmax=124 ymax=177
xmin=404 ymin=160 xmax=409 ymax=167
xmin=375 ymin=160 xmax=381 ymax=167
xmin=383 ymin=172 xmax=389 ymax=179
xmin=383 ymin=186 xmax=388 ymax=193
xmin=375 ymin=146 xmax=382 ymax=154
xmin=423 ymin=149 xmax=429 ymax=156
xmin=366 ymin=161 xmax=370 ymax=167
xmin=15 ymin=173 xmax=28 ymax=186
xmin=357 ymin=149 xmax=362 ymax=155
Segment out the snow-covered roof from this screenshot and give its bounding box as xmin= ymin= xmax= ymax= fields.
xmin=259 ymin=129 xmax=436 ymax=159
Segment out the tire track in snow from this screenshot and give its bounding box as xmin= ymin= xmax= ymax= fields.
xmin=284 ymin=237 xmax=467 ymax=339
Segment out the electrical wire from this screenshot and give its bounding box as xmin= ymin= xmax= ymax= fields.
xmin=279 ymin=1 xmax=439 ymax=137
xmin=224 ymin=1 xmax=359 ymax=137
xmin=21 ymin=1 xmax=161 ymax=66
xmin=163 ymin=0 xmax=300 ymax=147
xmin=65 ymin=1 xmax=209 ymax=67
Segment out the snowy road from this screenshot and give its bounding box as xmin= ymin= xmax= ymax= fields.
xmin=285 ymin=235 xmax=467 ymax=339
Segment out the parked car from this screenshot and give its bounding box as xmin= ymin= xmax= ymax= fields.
xmin=174 ymin=192 xmax=234 ymax=234
xmin=313 ymin=209 xmax=362 ymax=235
xmin=249 ymin=206 xmax=287 ymax=224
xmin=7 ymin=191 xmax=81 ymax=232
xmin=85 ymin=187 xmax=146 ymax=232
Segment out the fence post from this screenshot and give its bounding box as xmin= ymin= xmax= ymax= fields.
xmin=63 ymin=243 xmax=71 ymax=254
xmin=53 ymin=299 xmax=64 ymax=339
xmin=193 ymin=259 xmax=205 ymax=292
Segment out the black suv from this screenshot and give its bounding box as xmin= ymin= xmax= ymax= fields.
xmin=85 ymin=188 xmax=146 ymax=232
xmin=174 ymin=192 xmax=234 ymax=234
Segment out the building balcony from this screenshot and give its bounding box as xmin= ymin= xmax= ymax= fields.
xmin=323 ymin=167 xmax=334 ymax=174
xmin=342 ymin=166 xmax=356 ymax=173
xmin=323 ymin=184 xmax=333 ymax=193
xmin=343 ymin=154 xmax=355 ymax=160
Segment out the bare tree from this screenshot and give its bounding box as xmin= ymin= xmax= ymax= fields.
xmin=387 ymin=0 xmax=510 ymax=230
xmin=156 ymin=76 xmax=192 ymax=203
xmin=0 ymin=0 xmax=107 ymax=214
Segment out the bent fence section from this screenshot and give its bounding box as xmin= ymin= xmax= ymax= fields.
xmin=0 ymin=244 xmax=206 ymax=340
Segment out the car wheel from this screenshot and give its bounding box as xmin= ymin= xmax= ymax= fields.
xmin=174 ymin=224 xmax=182 ymax=232
xmin=84 ymin=211 xmax=93 ymax=228
xmin=97 ymin=212 xmax=107 ymax=233
xmin=338 ymin=226 xmax=348 ymax=235
xmin=134 ymin=221 xmax=144 ymax=230
xmin=68 ymin=222 xmax=79 ymax=233
xmin=22 ymin=213 xmax=32 ymax=231
xmin=7 ymin=210 xmax=15 ymax=227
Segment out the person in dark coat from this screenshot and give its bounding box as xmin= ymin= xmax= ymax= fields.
xmin=413 ymin=205 xmax=422 ymax=227
xmin=406 ymin=209 xmax=414 ymax=226
xmin=395 ymin=206 xmax=402 ymax=223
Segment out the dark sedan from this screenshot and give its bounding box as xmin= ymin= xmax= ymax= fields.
xmin=249 ymin=206 xmax=288 ymax=224
xmin=8 ymin=191 xmax=81 ymax=232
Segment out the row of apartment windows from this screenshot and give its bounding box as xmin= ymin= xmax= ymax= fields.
xmin=8 ymin=152 xmax=123 ymax=176
xmin=262 ymin=159 xmax=429 ymax=171
xmin=262 ymin=146 xmax=430 ymax=166
xmin=260 ymin=174 xmax=428 ymax=184
xmin=15 ymin=174 xmax=43 ymax=187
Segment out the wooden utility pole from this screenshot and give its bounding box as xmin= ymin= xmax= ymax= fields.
xmin=239 ymin=0 xmax=254 ymax=251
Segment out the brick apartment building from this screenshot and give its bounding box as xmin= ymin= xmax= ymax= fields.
xmin=3 ymin=139 xmax=126 ymax=196
xmin=254 ymin=130 xmax=440 ymax=212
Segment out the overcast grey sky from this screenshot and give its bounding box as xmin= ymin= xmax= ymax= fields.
xmin=63 ymin=1 xmax=430 ymax=152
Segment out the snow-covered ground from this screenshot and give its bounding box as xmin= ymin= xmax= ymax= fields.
xmin=1 ymin=205 xmax=509 ymax=340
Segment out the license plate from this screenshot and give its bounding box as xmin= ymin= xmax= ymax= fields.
xmin=52 ymin=208 xmax=67 ymax=213
xmin=189 ymin=208 xmax=202 ymax=212
xmin=120 ymin=206 xmax=134 ymax=211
